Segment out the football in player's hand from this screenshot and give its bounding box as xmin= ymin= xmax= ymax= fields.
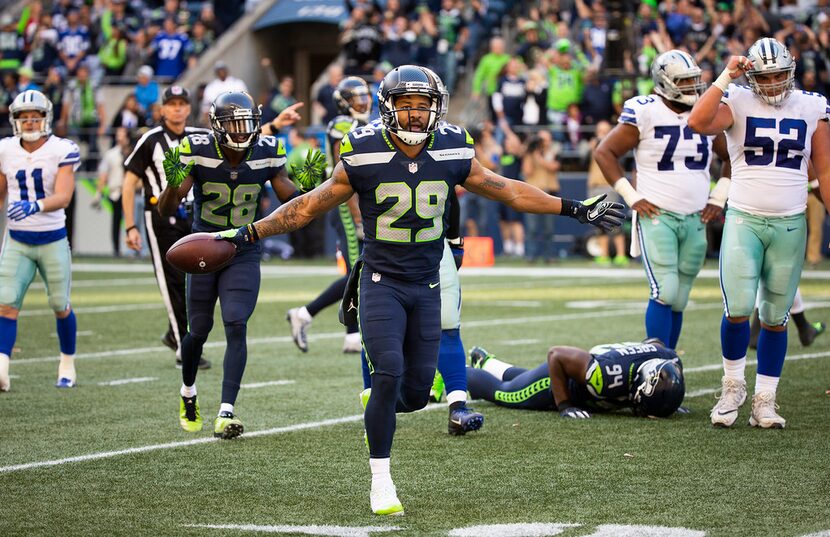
xmin=166 ymin=232 xmax=236 ymax=274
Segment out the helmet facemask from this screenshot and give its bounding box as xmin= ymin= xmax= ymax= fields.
xmin=211 ymin=105 xmax=261 ymax=151
xmin=385 ymin=93 xmax=439 ymax=145
xmin=746 ymin=37 xmax=795 ymax=106
xmin=652 ymin=50 xmax=707 ymax=107
xmin=10 ymin=90 xmax=53 ymax=141
xmin=746 ymin=67 xmax=794 ymax=105
xmin=335 ymin=77 xmax=372 ymax=123
xmin=378 ymin=65 xmax=447 ymax=146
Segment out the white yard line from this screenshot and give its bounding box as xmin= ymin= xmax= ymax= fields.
xmin=0 ymin=404 xmax=444 ymax=475
xmin=241 ymin=380 xmax=295 ymax=389
xmin=183 ymin=524 xmax=401 ymax=536
xmin=97 ymin=377 xmax=158 ymax=386
xmin=685 ymin=388 xmax=719 ymax=398
xmin=503 ymin=339 xmax=541 ymax=346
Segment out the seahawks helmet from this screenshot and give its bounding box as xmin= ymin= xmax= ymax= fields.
xmin=209 ymin=91 xmax=261 ymax=151
xmin=377 ymin=65 xmax=447 ymax=145
xmin=745 ymin=37 xmax=795 ymax=105
xmin=10 ymin=90 xmax=53 ymax=141
xmin=334 ymin=76 xmax=372 ymax=122
xmin=632 ymin=358 xmax=685 ymax=417
xmin=652 ymin=50 xmax=706 ymax=107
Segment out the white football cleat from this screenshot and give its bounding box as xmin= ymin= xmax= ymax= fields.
xmin=749 ymin=391 xmax=786 ymax=429
xmin=286 ymin=307 xmax=312 ymax=353
xmin=370 ymin=481 xmax=404 ymax=516
xmin=343 ymin=332 xmax=362 ymax=354
xmin=0 ymin=354 xmax=10 ymax=392
xmin=710 ymin=376 xmax=747 ymax=427
xmin=56 ymin=355 xmax=76 ymax=388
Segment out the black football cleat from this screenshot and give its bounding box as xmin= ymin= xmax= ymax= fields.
xmin=448 ymin=405 xmax=484 ymax=436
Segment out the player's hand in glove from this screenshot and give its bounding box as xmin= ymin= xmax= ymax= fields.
xmin=291 ymin=149 xmax=327 ymax=192
xmin=7 ymin=200 xmax=41 ymax=221
xmin=559 ymin=404 xmax=591 ymax=419
xmin=215 ymin=225 xmax=258 ymax=249
xmin=562 ymin=193 xmax=625 ymax=232
xmin=448 ymin=237 xmax=464 ymax=269
xmin=163 ymin=146 xmax=194 ymax=188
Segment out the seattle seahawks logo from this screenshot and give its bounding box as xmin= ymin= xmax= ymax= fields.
xmin=587 ymin=202 xmax=613 ymax=222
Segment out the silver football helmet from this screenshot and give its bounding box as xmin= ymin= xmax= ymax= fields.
xmin=652 ymin=50 xmax=706 ymax=107
xmin=745 ymin=37 xmax=795 ymax=105
xmin=10 ymin=90 xmax=53 ymax=141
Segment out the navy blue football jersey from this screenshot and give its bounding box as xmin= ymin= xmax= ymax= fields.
xmin=569 ymin=342 xmax=680 ymax=412
xmin=339 ymin=122 xmax=475 ymax=282
xmin=326 ymin=114 xmax=364 ymax=164
xmin=178 ymin=132 xmax=286 ymax=233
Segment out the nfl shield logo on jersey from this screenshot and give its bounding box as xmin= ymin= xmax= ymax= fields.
xmin=408 ymin=162 xmax=418 ymax=174
xmin=372 ymin=272 xmax=381 ymax=282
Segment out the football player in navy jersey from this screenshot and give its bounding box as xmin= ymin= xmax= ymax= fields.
xmin=158 ymin=91 xmax=305 ymax=440
xmin=217 ymin=65 xmax=624 ymax=515
xmin=466 ymin=341 xmax=685 ymax=419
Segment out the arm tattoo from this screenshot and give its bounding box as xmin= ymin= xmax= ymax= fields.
xmin=255 ymin=196 xmax=309 ymax=238
xmin=316 ymin=188 xmax=335 ymax=204
xmin=483 ymin=176 xmax=506 ymax=190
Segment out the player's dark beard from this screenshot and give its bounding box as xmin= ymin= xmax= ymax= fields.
xmin=405 ymin=112 xmax=425 ymax=132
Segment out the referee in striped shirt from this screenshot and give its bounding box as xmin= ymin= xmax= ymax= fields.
xmin=122 ymin=85 xmax=212 ymax=368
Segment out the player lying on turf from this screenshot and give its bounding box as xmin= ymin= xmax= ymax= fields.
xmin=466 ymin=340 xmax=685 ymax=418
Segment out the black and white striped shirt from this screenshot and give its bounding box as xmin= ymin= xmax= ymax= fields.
xmin=124 ymin=122 xmax=210 ymax=206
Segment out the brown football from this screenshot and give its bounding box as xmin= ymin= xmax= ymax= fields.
xmin=165 ymin=232 xmax=236 ymax=274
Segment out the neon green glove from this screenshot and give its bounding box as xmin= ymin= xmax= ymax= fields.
xmin=163 ymin=146 xmax=194 ymax=188
xmin=291 ymin=149 xmax=327 ymax=192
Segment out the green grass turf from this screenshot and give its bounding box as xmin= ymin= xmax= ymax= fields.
xmin=2 ymin=258 xmax=830 ymax=536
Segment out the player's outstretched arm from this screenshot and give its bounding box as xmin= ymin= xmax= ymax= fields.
xmin=547 ymin=346 xmax=593 ymax=418
xmin=688 ymin=55 xmax=746 ymax=135
xmin=218 ymin=161 xmax=354 ymax=247
xmin=811 ymin=120 xmax=830 ymax=213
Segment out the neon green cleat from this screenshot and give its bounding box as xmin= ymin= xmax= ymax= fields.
xmin=214 ymin=411 xmax=244 ymax=439
xmin=429 ymin=371 xmax=444 ymax=403
xmin=613 ymin=254 xmax=629 ymax=267
xmin=359 ymin=388 xmax=371 ymax=411
xmin=179 ymin=395 xmax=203 ymax=432
xmin=371 ymin=481 xmax=404 ymax=516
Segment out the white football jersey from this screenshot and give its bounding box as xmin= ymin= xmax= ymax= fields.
xmin=620 ymin=95 xmax=714 ymax=215
xmin=0 ymin=135 xmax=80 ymax=232
xmin=722 ymin=84 xmax=828 ymax=217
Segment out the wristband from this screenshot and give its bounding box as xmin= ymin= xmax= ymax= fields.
xmin=613 ymin=177 xmax=645 ymax=207
xmin=713 ymin=68 xmax=735 ymax=93
xmin=35 ymin=200 xmax=44 ymax=212
xmin=809 ymin=179 xmax=819 ymax=190
xmin=560 ymin=198 xmax=576 ymax=217
xmin=125 ymin=225 xmax=138 ymax=234
xmin=707 ymin=177 xmax=731 ymax=208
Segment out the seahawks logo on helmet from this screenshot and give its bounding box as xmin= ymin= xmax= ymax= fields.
xmin=376 ymin=65 xmax=448 ymax=146
xmin=651 ymin=50 xmax=706 ymax=107
xmin=334 ymin=76 xmax=372 ymax=123
xmin=632 ymin=358 xmax=685 ymax=418
xmin=10 ymin=90 xmax=53 ymax=142
xmin=209 ymin=91 xmax=261 ymax=151
xmin=745 ymin=37 xmax=795 ymax=106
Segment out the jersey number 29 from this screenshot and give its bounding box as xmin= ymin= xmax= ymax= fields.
xmin=375 ymin=181 xmax=448 ymax=243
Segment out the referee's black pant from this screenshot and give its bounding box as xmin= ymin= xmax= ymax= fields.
xmin=144 ymin=208 xmax=191 ymax=351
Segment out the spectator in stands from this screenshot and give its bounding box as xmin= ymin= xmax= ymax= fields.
xmin=580 ymin=67 xmax=613 ymax=125
xmin=124 ymin=28 xmax=152 ymax=78
xmin=187 ymin=20 xmax=214 ymax=65
xmin=0 ymin=14 xmax=25 ymax=72
xmin=492 ymin=57 xmax=527 ymax=130
xmin=436 ymin=0 xmax=467 ymax=93
xmin=586 ymin=120 xmax=627 ymax=266
xmin=16 ymin=67 xmax=39 ymax=92
xmin=472 ymin=36 xmax=510 ymax=116
xmin=264 ymin=76 xmax=298 ymax=123
xmin=134 ymin=65 xmax=159 ymax=118
xmin=499 ymin=131 xmax=526 ymax=257
xmin=41 ymin=67 xmax=64 ymax=133
xmin=341 ymin=6 xmax=383 ymax=76
xmin=0 ymin=72 xmax=15 ymax=136
xmin=101 ymin=0 xmax=141 ymax=38
xmin=380 ymin=16 xmax=415 ymax=69
xmin=110 ymin=92 xmax=146 ymax=138
xmin=314 ymin=64 xmax=344 ymax=126
xmin=56 ymin=7 xmax=90 ymax=77
xmin=149 ymin=0 xmax=191 ymax=31
xmin=27 ymin=13 xmax=59 ymax=75
xmin=412 ymin=6 xmax=438 ymax=70
xmin=516 ymin=21 xmax=550 ymax=67
xmin=546 ymin=40 xmax=585 ymax=142
xmin=61 ymin=63 xmax=105 ymax=172
xmin=522 ymin=130 xmax=560 ymax=263
xmin=201 ymin=61 xmax=248 ymax=119
xmin=99 ymin=24 xmax=128 ymax=77
xmin=522 ymin=67 xmax=548 ymax=127
xmin=197 ymin=4 xmax=220 ymax=37
xmin=368 ymin=61 xmax=392 ymax=121
xmin=151 ymin=17 xmax=192 ymax=79
xmin=93 ymin=126 xmax=132 ymax=257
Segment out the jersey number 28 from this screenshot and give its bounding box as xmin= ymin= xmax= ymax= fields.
xmin=200 ymin=182 xmax=261 ymax=228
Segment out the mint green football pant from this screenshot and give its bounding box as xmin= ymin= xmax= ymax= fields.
xmin=0 ymin=235 xmax=72 ymax=312
xmin=719 ymin=208 xmax=806 ymax=325
xmin=637 ymin=211 xmax=708 ymax=312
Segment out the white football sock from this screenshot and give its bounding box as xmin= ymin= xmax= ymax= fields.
xmin=219 ymin=403 xmax=234 ymax=415
xmin=790 ymin=288 xmax=805 ymax=315
xmin=180 ymin=384 xmax=197 ymax=398
xmin=446 ymin=390 xmax=467 ymax=407
xmin=755 ymin=374 xmax=780 ymax=395
xmin=58 ymin=353 xmax=76 ymax=382
xmin=722 ymin=357 xmax=746 ymax=381
xmin=0 ymin=353 xmax=10 ymax=392
xmin=482 ymin=357 xmax=512 ymax=380
xmin=298 ymin=306 xmax=312 ymax=322
xmin=370 ymin=457 xmax=392 ymax=488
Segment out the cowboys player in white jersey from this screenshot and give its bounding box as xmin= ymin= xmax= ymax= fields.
xmin=689 ymin=37 xmax=830 ymax=428
xmin=595 ymin=50 xmax=730 ymax=350
xmin=0 ymin=90 xmax=81 ymax=391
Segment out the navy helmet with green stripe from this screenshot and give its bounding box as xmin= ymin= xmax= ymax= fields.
xmin=334 ymin=76 xmax=371 ymax=122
